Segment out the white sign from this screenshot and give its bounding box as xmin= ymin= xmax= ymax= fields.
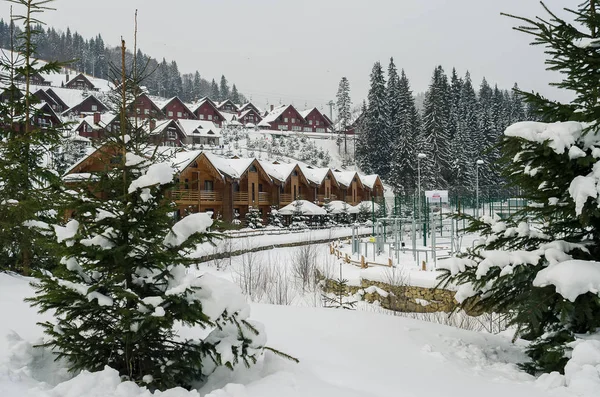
xmin=424 ymin=190 xmax=449 ymax=203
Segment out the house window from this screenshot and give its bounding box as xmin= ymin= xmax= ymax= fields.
xmin=258 ymin=183 xmax=263 ymax=192
xmin=92 ymin=105 xmax=98 ymax=111
xmin=199 ymin=114 xmax=205 ymax=120
xmin=309 ymin=120 xmax=313 ymax=125
xmin=252 ymin=183 xmax=255 ymax=202
xmin=316 ymin=128 xmax=325 ymax=133
xmin=249 ymin=165 xmax=257 ymax=172
xmin=204 ymin=180 xmax=214 ymax=191
xmin=292 ymin=126 xmax=301 ymax=131
xmin=291 ymin=118 xmax=295 ymax=123
xmin=167 ymin=128 xmax=177 ymax=140
xmin=177 ymin=112 xmax=182 ymax=118
xmin=278 ymin=125 xmax=288 ymax=131
xmin=284 ymin=117 xmax=288 ymax=122
xmin=303 ymin=127 xmax=312 ymax=132
xmin=144 ymin=109 xmax=149 ymax=115
xmin=208 ymin=115 xmax=213 ymax=120
xmin=315 ymin=120 xmax=320 ymax=126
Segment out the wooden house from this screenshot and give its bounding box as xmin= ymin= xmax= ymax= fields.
xmin=191 ymin=98 xmax=225 ymax=127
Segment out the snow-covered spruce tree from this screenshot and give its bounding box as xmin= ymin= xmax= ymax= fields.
xmin=322 ymin=198 xmax=336 ymax=226
xmin=439 ymin=1 xmax=600 ymax=374
xmin=337 ymin=201 xmax=352 ymax=225
xmin=29 ymin=38 xmax=268 ymax=390
xmin=244 ymin=206 xmax=263 ymax=229
xmin=419 ymin=65 xmax=451 ymax=189
xmin=267 ymin=205 xmax=283 ymax=228
xmin=357 ymin=203 xmax=370 ymax=224
xmin=0 ymin=0 xmax=67 ymax=274
xmin=290 ymin=199 xmax=308 ymax=229
xmin=389 ymin=69 xmax=420 ymax=194
xmin=356 ymin=62 xmax=388 ymax=177
xmin=336 ymin=76 xmax=352 ymax=155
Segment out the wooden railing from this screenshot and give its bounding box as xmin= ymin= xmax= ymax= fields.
xmin=258 ymin=192 xmax=270 ymax=205
xmin=233 ymin=192 xmax=249 ymax=203
xmin=280 ymin=193 xmax=293 ymax=204
xmin=172 ymin=189 xmax=222 ymax=203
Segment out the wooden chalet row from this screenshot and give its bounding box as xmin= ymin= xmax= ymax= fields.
xmin=64 ymin=149 xmax=384 ymax=222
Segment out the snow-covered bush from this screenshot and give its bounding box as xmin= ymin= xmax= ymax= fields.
xmin=245 ymin=206 xmax=263 ymax=229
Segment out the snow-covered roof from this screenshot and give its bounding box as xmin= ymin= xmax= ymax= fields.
xmin=72 ymin=112 xmax=118 ymax=132
xmin=278 ymin=200 xmax=327 ymax=216
xmin=46 ymin=87 xmax=90 ymax=108
xmin=299 ymin=107 xmax=318 ymax=119
xmin=62 ymin=146 xmax=98 ymax=176
xmin=359 ymin=174 xmax=379 ymax=189
xmin=177 ymin=119 xmax=222 ymax=137
xmin=332 ymin=170 xmax=358 ymax=187
xmin=354 ymin=201 xmax=381 ymax=213
xmin=258 ymin=104 xmax=288 ymax=127
xmin=62 ymin=172 xmax=100 ymax=182
xmin=204 ymin=152 xmax=254 ymax=179
xmin=265 ymin=162 xmax=296 ymax=182
xmin=302 ymin=163 xmax=332 ymax=185
xmin=327 ymin=200 xmax=358 ymax=214
xmin=171 ymin=149 xmax=203 ymax=173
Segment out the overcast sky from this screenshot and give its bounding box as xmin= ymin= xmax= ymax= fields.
xmin=1 ymin=0 xmax=573 ymax=112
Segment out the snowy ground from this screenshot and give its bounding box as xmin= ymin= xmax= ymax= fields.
xmin=0 ymin=272 xmax=589 ymax=397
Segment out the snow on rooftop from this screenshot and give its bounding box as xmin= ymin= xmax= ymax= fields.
xmin=298 ymin=163 xmax=329 ymax=185
xmin=204 ymin=152 xmax=253 ymax=179
xmin=333 ymin=170 xmax=357 ymax=187
xmin=278 ymin=199 xmax=327 ymax=216
xmin=359 ymin=174 xmax=379 ymax=189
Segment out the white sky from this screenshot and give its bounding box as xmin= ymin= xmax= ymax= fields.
xmin=1 ymin=0 xmax=574 ymax=112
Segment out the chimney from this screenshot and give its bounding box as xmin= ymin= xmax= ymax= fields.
xmin=149 ymin=119 xmax=156 ymax=131
xmin=270 ymin=104 xmax=274 ymax=112
xmin=66 ymin=73 xmax=70 ymax=83
xmin=93 ymin=112 xmax=101 ymax=124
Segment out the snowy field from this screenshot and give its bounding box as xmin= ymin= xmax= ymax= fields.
xmin=1 ymin=271 xmax=595 ymax=397
xmin=1 ymin=241 xmax=599 ymax=396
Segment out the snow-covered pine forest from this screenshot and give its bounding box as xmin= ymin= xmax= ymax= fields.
xmin=355 ymin=59 xmax=534 ymax=195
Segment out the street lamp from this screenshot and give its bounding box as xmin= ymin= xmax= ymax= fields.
xmin=475 ymin=159 xmax=484 ymax=218
xmin=417 ymin=153 xmax=427 ymax=222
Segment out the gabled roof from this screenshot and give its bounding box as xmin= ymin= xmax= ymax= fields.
xmin=332 ymin=170 xmax=363 ymax=189
xmin=258 ymin=104 xmax=305 ymax=127
xmin=189 ymin=97 xmax=226 ymax=119
xmin=300 ymin=107 xmax=333 ymax=128
xmin=216 ymin=99 xmax=239 ymax=113
xmin=204 ymin=152 xmax=254 ymax=179
xmin=73 ymin=112 xmax=119 ymax=132
xmin=155 ymin=96 xmax=195 ymax=116
xmin=46 ymin=87 xmax=88 ymax=109
xmin=135 ymin=93 xmax=164 ymax=115
xmin=65 ymin=73 xmax=96 ymax=89
xmin=358 ymin=174 xmax=382 ymax=190
xmin=62 ymin=94 xmax=108 ymax=115
xmin=298 ymin=163 xmax=338 ymax=187
xmin=176 ymin=119 xmax=222 ymax=137
xmin=238 ymin=102 xmax=263 ymax=115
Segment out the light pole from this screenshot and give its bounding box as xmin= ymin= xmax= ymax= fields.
xmin=475 ymin=159 xmax=484 ymax=218
xmin=417 ymin=153 xmax=427 ymax=222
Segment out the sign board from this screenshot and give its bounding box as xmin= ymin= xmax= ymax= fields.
xmin=424 ymin=190 xmax=449 ymax=203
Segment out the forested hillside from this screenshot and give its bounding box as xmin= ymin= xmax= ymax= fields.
xmin=0 ymin=18 xmax=247 ymax=103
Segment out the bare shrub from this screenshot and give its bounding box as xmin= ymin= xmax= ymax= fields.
xmin=234 ymin=241 xmax=269 ymax=302
xmin=291 ymin=242 xmax=318 ymax=293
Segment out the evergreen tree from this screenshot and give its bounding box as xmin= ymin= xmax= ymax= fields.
xmin=447 ymin=68 xmax=463 ymax=142
xmin=219 ymin=75 xmax=229 ymax=102
xmin=420 ymin=66 xmax=451 ymax=188
xmin=267 ymin=205 xmax=283 ymax=228
xmin=244 ymin=206 xmax=263 ymax=229
xmin=450 ymin=71 xmax=478 ymax=193
xmin=210 ymin=78 xmax=220 ymax=101
xmin=322 ymin=263 xmax=357 ymax=310
xmin=390 ymin=69 xmax=420 ymax=194
xmin=440 ymin=1 xmax=600 ymax=374
xmin=357 ymin=203 xmax=370 ymax=223
xmin=290 ymin=200 xmax=308 ymax=229
xmin=231 ymin=84 xmax=240 ymax=104
xmin=322 ymin=198 xmax=336 ymax=226
xmin=336 ymin=76 xmax=352 ymax=155
xmin=30 ymin=33 xmax=267 ymax=390
xmin=0 ymin=0 xmax=66 ymax=274
xmin=337 ymin=201 xmax=352 ymax=225
xmin=357 ymin=62 xmax=389 ymax=178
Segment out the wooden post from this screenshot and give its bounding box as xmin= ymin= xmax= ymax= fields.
xmin=361 ymin=255 xmax=367 ymax=268
xmin=388 ymin=258 xmax=393 ymax=267
xmin=345 ymin=253 xmax=350 ymax=264
xmin=422 ymin=260 xmax=427 ymax=271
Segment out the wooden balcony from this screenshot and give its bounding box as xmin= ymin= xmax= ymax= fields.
xmin=233 ymin=192 xmax=249 ymax=204
xmin=258 ymin=192 xmax=270 ymax=205
xmin=172 ymin=189 xmax=222 ymax=203
xmin=280 ymin=193 xmax=293 ymax=205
